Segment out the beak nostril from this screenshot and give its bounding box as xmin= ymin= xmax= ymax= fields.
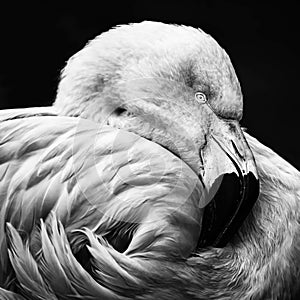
xmin=199 ymin=131 xmax=259 ymax=248
xmin=199 ymin=149 xmax=204 ymax=168
xmin=198 ymin=149 xmax=205 ymax=178
xmin=231 ymin=140 xmax=245 ymax=161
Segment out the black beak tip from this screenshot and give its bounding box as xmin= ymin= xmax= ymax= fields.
xmin=197 ymin=171 xmax=260 ymax=249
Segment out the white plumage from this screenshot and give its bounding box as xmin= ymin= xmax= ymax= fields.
xmin=0 ymin=22 xmax=299 ymax=299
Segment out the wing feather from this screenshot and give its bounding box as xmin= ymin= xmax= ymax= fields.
xmin=0 ymin=108 xmax=202 ymax=298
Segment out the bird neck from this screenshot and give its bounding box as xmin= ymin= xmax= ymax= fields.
xmin=232 ymin=133 xmax=300 ymax=296
xmin=53 ymin=76 xmax=111 ymax=123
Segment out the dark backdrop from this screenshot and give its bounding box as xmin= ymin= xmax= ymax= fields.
xmin=0 ymin=1 xmax=298 ymax=168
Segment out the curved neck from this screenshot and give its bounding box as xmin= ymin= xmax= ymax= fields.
xmin=186 ymin=133 xmax=300 ymax=298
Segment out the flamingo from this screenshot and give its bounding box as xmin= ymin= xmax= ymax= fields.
xmin=0 ymin=21 xmax=299 ymax=299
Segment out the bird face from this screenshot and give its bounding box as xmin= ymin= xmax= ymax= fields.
xmin=54 ymin=21 xmax=260 ymax=248
xmin=105 ymin=72 xmax=259 ymax=248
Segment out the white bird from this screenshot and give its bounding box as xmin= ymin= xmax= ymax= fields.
xmin=0 ymin=21 xmax=299 ymax=299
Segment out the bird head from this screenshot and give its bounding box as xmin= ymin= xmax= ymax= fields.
xmin=54 ymin=21 xmax=259 ymax=248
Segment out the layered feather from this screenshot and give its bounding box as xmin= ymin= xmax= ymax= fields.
xmin=0 ymin=109 xmax=204 ymax=299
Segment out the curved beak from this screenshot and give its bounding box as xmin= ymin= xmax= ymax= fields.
xmin=197 ymin=120 xmax=259 ymax=248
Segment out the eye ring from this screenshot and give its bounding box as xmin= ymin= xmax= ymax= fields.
xmin=195 ymin=92 xmax=207 ymax=104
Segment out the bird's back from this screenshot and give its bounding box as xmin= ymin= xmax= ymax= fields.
xmin=0 ymin=108 xmax=203 ymax=299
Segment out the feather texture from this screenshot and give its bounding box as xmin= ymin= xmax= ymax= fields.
xmin=0 ymin=109 xmax=299 ymax=299
xmin=1 ymin=21 xmax=300 ymax=299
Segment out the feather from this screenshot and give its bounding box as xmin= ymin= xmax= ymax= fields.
xmin=6 ymin=223 xmax=56 ymax=299
xmin=45 ymin=213 xmax=126 ymax=299
xmin=0 ymin=287 xmax=26 ymax=300
xmin=38 ymin=220 xmax=78 ymax=299
xmin=1 ymin=21 xmax=300 ymax=299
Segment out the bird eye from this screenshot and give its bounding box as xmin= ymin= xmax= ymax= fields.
xmin=195 ymin=92 xmax=207 ymax=104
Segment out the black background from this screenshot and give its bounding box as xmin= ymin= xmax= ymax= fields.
xmin=0 ymin=1 xmax=298 ymax=168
